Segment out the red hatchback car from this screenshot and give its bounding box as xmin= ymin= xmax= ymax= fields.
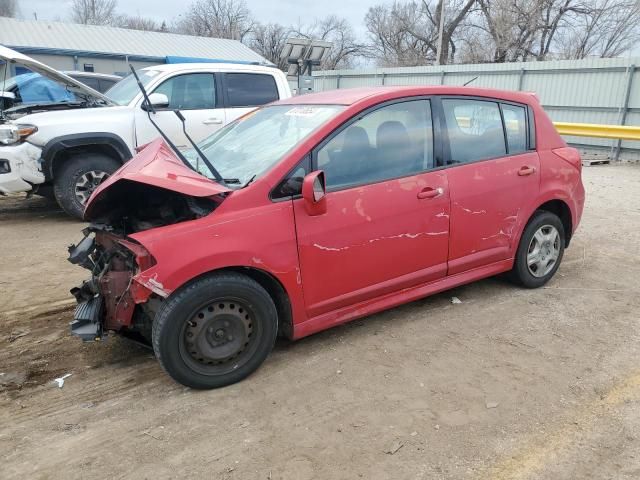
xmin=69 ymin=86 xmax=585 ymax=389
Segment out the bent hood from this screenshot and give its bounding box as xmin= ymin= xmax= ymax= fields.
xmin=0 ymin=45 xmax=113 ymax=104
xmin=84 ymin=138 xmax=231 ymax=219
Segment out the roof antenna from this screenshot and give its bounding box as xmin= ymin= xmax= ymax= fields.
xmin=128 ymin=64 xmax=197 ymax=172
xmin=463 ymin=76 xmax=478 ymax=86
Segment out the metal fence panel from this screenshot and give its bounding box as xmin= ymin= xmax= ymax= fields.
xmin=313 ymin=57 xmax=640 ymax=161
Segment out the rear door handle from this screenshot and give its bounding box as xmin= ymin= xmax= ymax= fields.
xmin=203 ymin=117 xmax=223 ymax=125
xmin=417 ymin=187 xmax=443 ymax=199
xmin=518 ymin=166 xmax=536 ymax=176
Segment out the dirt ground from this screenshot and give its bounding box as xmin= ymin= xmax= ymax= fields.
xmin=1 ymin=164 xmax=639 ymax=480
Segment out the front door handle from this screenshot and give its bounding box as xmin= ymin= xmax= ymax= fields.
xmin=518 ymin=166 xmax=536 ymax=176
xmin=203 ymin=117 xmax=223 ymax=125
xmin=417 ymin=187 xmax=443 ymax=199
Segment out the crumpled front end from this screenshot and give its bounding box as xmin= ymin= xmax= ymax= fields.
xmin=68 ymin=228 xmax=159 ymax=342
xmin=0 ymin=141 xmax=45 ymax=194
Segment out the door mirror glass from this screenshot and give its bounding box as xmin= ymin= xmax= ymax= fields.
xmin=313 ymin=176 xmax=325 ymax=202
xmin=143 ymin=92 xmax=169 ymax=110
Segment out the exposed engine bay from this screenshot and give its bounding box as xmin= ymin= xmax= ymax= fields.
xmin=84 ymin=180 xmax=222 ymax=235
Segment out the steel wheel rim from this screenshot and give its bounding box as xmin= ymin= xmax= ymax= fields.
xmin=178 ymin=299 xmax=259 ymax=376
xmin=527 ymin=224 xmax=560 ymax=278
xmin=75 ymin=170 xmax=109 ymax=205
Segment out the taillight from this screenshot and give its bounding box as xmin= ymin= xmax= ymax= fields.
xmin=552 ymin=147 xmax=582 ymax=171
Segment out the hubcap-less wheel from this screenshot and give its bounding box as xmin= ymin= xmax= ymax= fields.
xmin=179 ymin=300 xmax=256 ymax=376
xmin=75 ymin=170 xmax=109 ymax=205
xmin=527 ymin=224 xmax=561 ymax=278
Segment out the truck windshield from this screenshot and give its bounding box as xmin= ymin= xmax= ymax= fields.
xmin=105 ymin=70 xmax=161 ymax=105
xmin=186 ymin=105 xmax=344 ymax=186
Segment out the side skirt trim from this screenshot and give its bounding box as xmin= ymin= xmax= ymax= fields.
xmin=292 ymin=258 xmax=513 ymax=340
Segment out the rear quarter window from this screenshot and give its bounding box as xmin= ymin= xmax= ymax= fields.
xmin=225 ymin=73 xmax=279 ymax=108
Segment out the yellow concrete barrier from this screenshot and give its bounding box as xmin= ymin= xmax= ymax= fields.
xmin=553 ymin=122 xmax=640 ymax=141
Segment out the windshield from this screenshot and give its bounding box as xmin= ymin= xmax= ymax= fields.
xmin=105 ymin=70 xmax=161 ymax=105
xmin=187 ymin=105 xmax=344 ymax=186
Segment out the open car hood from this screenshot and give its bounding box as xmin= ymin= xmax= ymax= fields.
xmin=84 ymin=138 xmax=231 ymax=219
xmin=0 ymin=45 xmax=113 ymax=105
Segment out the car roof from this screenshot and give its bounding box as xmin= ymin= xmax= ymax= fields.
xmin=63 ymin=71 xmax=121 ymax=80
xmin=140 ymin=63 xmax=277 ymax=74
xmin=275 ymin=86 xmax=538 ymax=106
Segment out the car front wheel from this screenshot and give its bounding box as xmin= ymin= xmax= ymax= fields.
xmin=53 ymin=153 xmax=120 ymax=219
xmin=511 ymin=210 xmax=566 ymax=288
xmin=152 ymin=273 xmax=278 ymax=389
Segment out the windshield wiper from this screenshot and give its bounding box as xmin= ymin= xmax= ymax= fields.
xmin=223 ymin=178 xmax=241 ymax=184
xmin=242 ymin=174 xmax=257 ymax=188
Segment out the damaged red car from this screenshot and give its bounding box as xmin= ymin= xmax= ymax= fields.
xmin=68 ymin=86 xmax=585 ymax=389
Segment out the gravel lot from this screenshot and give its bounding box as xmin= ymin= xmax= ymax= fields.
xmin=1 ymin=163 xmax=639 ymax=480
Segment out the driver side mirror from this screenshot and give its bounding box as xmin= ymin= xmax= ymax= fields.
xmin=302 ymin=170 xmax=327 ymax=216
xmin=142 ymin=92 xmax=169 ymax=111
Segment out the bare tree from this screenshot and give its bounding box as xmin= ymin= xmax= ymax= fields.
xmin=0 ymin=0 xmax=16 ymax=17
xmin=176 ymin=0 xmax=253 ymax=41
xmin=70 ymin=0 xmax=118 ymax=25
xmin=118 ymin=15 xmax=168 ymax=32
xmin=555 ymin=0 xmax=640 ymax=58
xmin=249 ymin=23 xmax=292 ymax=70
xmin=466 ymin=0 xmax=640 ymax=62
xmin=365 ymin=1 xmax=476 ymax=67
xmin=293 ymin=15 xmax=368 ymax=69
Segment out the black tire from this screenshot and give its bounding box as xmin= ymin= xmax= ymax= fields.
xmin=53 ymin=153 xmax=120 ymax=219
xmin=510 ymin=210 xmax=565 ymax=288
xmin=152 ymin=273 xmax=278 ymax=389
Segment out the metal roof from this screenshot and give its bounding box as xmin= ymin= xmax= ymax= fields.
xmin=0 ymin=17 xmax=268 ymax=64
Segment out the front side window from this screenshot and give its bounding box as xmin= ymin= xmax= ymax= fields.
xmin=153 ymin=73 xmax=216 ymax=110
xmin=226 ymin=73 xmax=279 ymax=108
xmin=188 ymin=105 xmax=344 ymax=186
xmin=316 ymin=100 xmax=434 ymax=189
xmin=501 ymin=103 xmax=528 ymax=154
xmin=443 ymin=99 xmax=506 ymax=164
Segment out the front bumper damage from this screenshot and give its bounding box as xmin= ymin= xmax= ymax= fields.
xmin=68 ymin=227 xmax=160 ymax=342
xmin=0 ymin=142 xmax=45 ymax=194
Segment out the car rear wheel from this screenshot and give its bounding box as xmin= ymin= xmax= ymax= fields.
xmin=510 ymin=210 xmax=565 ymax=288
xmin=152 ymin=273 xmax=278 ymax=389
xmin=53 ymin=153 xmax=120 ymax=219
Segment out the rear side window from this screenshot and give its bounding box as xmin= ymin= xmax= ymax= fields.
xmin=153 ymin=73 xmax=216 ymax=110
xmin=442 ymin=99 xmax=506 ymax=163
xmin=501 ymin=103 xmax=528 ymax=154
xmin=78 ymin=76 xmax=100 ymax=91
xmin=226 ymin=73 xmax=279 ymax=108
xmin=98 ymin=79 xmax=118 ymax=93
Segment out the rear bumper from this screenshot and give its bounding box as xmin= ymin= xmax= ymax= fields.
xmin=0 ymin=142 xmax=45 ymax=194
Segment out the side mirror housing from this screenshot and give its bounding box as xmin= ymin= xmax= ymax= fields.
xmin=302 ymin=170 xmax=327 ymax=216
xmin=142 ymin=92 xmax=169 ymax=111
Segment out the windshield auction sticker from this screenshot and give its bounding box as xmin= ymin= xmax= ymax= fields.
xmin=285 ymin=107 xmax=319 ymax=117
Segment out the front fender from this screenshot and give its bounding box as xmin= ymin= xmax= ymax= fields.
xmin=41 ymin=132 xmax=133 ymax=180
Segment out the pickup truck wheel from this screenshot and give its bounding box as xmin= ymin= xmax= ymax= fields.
xmin=53 ymin=154 xmax=120 ymax=219
xmin=510 ymin=210 xmax=565 ymax=288
xmin=152 ymin=273 xmax=278 ymax=389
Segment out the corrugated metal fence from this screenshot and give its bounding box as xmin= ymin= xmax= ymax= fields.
xmin=312 ymin=58 xmax=640 ymax=161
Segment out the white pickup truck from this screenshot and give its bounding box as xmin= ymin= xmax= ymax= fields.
xmin=0 ymin=46 xmax=291 ymax=218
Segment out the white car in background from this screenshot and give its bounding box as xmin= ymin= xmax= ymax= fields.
xmin=0 ymin=46 xmax=291 ymax=218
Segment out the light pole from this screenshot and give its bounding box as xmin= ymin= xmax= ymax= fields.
xmin=435 ymin=0 xmax=446 ymax=65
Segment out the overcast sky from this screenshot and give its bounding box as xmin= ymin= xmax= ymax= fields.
xmin=17 ymin=0 xmax=372 ymax=38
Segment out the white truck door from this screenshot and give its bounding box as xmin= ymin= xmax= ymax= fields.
xmin=222 ymin=72 xmax=281 ymax=124
xmin=134 ymin=72 xmax=225 ymax=149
